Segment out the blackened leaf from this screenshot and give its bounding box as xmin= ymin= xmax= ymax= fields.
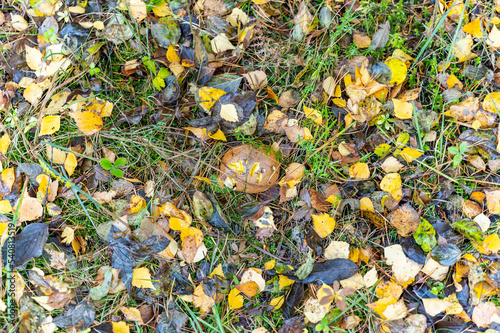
xmin=433 ymin=321 xmax=475 ymax=333
xmin=115 ymin=105 xmax=149 ymax=127
xmin=431 ymin=243 xmax=461 ymax=266
xmin=59 ymin=23 xmax=91 ymax=47
xmin=153 ymin=262 xmax=194 ymax=296
xmin=198 ymin=66 xmax=216 ymax=86
xmin=2 ymin=223 xmax=48 ymax=268
xmin=278 ymin=316 xmax=306 ymax=333
xmin=299 ymin=259 xmax=358 ymax=284
xmin=212 ymin=92 xmax=256 ymax=131
xmin=283 ymin=282 xmax=304 ymax=319
xmin=370 ymin=20 xmax=390 ymax=50
xmin=18 ymin=163 xmax=43 ymax=186
xmin=107 ymin=226 xmax=169 ymax=291
xmin=161 ymin=76 xmax=180 ymax=105
xmin=305 ymin=228 xmax=323 ymax=257
xmin=206 ymin=74 xmax=242 ymax=93
xmin=207 ymin=193 xmax=230 ymax=229
xmin=53 ymin=297 xmax=95 ymax=331
xmin=453 ymin=219 xmax=485 ymax=242
xmin=155 ymin=307 xmax=188 ymax=333
xmin=401 ymin=237 xmax=427 ymax=265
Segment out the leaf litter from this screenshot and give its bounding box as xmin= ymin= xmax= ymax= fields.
xmin=2 ymin=0 xmax=500 ymax=332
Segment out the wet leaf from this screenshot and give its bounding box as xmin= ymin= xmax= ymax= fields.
xmin=2 ymin=223 xmax=48 ymax=268
xmin=296 ymin=259 xmax=358 ymax=285
xmin=453 ymin=219 xmax=485 ymax=243
xmin=413 ymin=218 xmax=437 ymax=253
xmin=430 ymin=243 xmax=461 ymax=266
xmin=53 ymin=297 xmax=95 ymax=331
xmin=283 ymin=282 xmax=304 ymax=319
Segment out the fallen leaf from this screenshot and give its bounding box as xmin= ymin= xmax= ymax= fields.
xmin=243 ymin=70 xmax=267 ymax=90
xmin=129 ymin=0 xmax=147 ymax=22
xmin=380 ymin=173 xmax=402 ymax=200
xmin=120 ymin=306 xmax=144 ymax=325
xmin=324 ymin=241 xmax=350 ymax=259
xmin=303 ymin=298 xmax=329 ymax=323
xmin=381 ymin=156 xmax=404 ymax=173
xmin=353 ymin=33 xmax=371 ymax=48
xmin=132 ymin=267 xmax=155 ymax=289
xmin=349 ymin=162 xmax=370 ymax=180
xmin=471 ymin=302 xmax=498 ymax=328
xmin=393 ymin=99 xmax=413 ymax=119
xmin=422 ymin=298 xmax=453 ymax=317
xmin=0 ymin=133 xmax=10 ymax=154
xmin=40 ymin=116 xmax=60 ymax=136
xmin=389 ymin=203 xmax=419 ymax=237
xmin=304 ymin=106 xmax=322 ymax=125
xmin=312 ymin=213 xmax=335 ymax=238
xmin=486 ymin=25 xmax=500 ymax=50
xmin=211 ymin=34 xmax=235 ymax=53
xmin=485 ymin=190 xmax=500 ymax=214
xmin=70 ymin=111 xmax=103 ymax=135
xmin=384 ymin=244 xmax=422 ymax=284
xmin=228 ymin=288 xmax=244 ymax=309
xmin=64 ymin=152 xmax=77 ymax=176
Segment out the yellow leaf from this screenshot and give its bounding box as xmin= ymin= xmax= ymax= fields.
xmin=482 ymin=92 xmax=500 ymax=113
xmin=360 ymin=197 xmax=375 ymax=212
xmin=25 ymin=45 xmax=43 ymax=71
xmin=129 ymin=195 xmax=146 ymax=214
xmin=61 ymin=227 xmax=75 ymax=245
xmin=453 ymin=36 xmax=477 ymax=62
xmin=167 ymin=44 xmax=181 ymax=63
xmin=448 ymin=0 xmax=465 ymax=22
xmin=0 ymin=200 xmax=12 ymax=214
xmin=70 ymin=111 xmax=103 ymax=135
xmin=0 ymin=133 xmax=11 ymax=155
xmin=477 ymin=234 xmax=500 ymax=255
xmin=392 ymin=99 xmax=413 ymax=119
xmin=193 ymin=176 xmax=211 ymax=184
xmin=380 ymin=173 xmax=402 ymax=200
xmin=210 ymin=263 xmax=225 ymax=278
xmin=446 ymin=74 xmax=463 ymax=90
xmin=208 ymin=129 xmax=227 ymax=141
xmin=463 ymin=18 xmax=482 ymax=37
xmin=400 ymin=147 xmax=423 ymax=162
xmin=193 ymin=283 xmax=215 ymax=312
xmin=169 ymin=217 xmax=191 ymax=232
xmin=64 ymin=152 xmax=77 ymax=176
xmin=2 ymin=168 xmax=15 ymax=191
xmin=132 ymin=267 xmax=155 ymax=289
xmin=45 ymin=145 xmax=66 ymax=164
xmin=367 ymin=296 xmax=398 ymax=320
xmin=317 ymin=284 xmax=335 ymax=308
xmin=153 ymin=1 xmax=170 ymax=17
xmin=252 ymin=0 xmax=270 ymax=3
xmin=264 ymin=260 xmax=275 ymax=270
xmin=100 ymin=100 xmax=114 ymax=117
xmin=198 ymin=87 xmax=226 ymax=112
xmin=112 ymin=321 xmax=130 ymax=333
xmin=304 ymin=106 xmax=322 ymax=125
xmin=40 ymin=115 xmax=60 ymax=136
xmin=349 ymin=162 xmax=370 ymax=180
xmin=269 ymin=296 xmax=285 ymax=311
xmin=93 ymin=21 xmax=105 ymax=30
xmin=120 ymin=306 xmax=144 ymax=324
xmin=24 ymin=83 xmax=43 ymax=105
xmin=312 ymin=213 xmax=336 ymax=238
xmin=385 ymin=57 xmax=407 ymax=85
xmin=180 ymin=227 xmax=204 ymax=246
xmin=228 ymin=288 xmax=244 ymax=309
xmin=278 ymin=275 xmax=295 ymax=290
xmin=129 ymin=0 xmax=147 ymax=22
xmin=185 ymin=127 xmax=209 ymax=141
xmin=236 ymin=281 xmax=260 ymax=297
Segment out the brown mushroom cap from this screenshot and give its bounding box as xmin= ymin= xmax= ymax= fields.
xmin=219 ymin=144 xmax=280 ymax=193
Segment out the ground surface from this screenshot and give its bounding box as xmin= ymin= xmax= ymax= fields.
xmin=1 ymin=0 xmax=500 ymax=332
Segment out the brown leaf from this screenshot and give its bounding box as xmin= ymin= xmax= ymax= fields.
xmin=389 ymin=203 xmax=419 ymax=237
xmin=310 ymin=189 xmax=331 ymax=212
xmin=278 ymin=90 xmax=300 ymax=108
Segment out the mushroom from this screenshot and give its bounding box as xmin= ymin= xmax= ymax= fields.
xmin=219 ymin=144 xmax=280 ymax=193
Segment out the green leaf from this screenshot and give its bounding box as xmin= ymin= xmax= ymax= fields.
xmin=459 ymin=141 xmax=468 ymax=153
xmin=113 ymin=157 xmax=127 ymax=167
xmin=295 ymin=250 xmax=314 ymax=280
xmin=157 ymin=67 xmax=170 ymax=79
xmin=413 ymin=218 xmax=437 ymax=252
xmin=448 ymin=146 xmax=459 ymax=155
xmin=374 ymin=144 xmax=392 ymax=158
xmin=142 ymin=57 xmax=156 ymax=74
xmin=111 ymin=168 xmax=124 ymax=178
xmin=395 ymin=132 xmax=410 ymax=148
xmin=100 ymin=158 xmax=113 ymax=170
xmin=453 ymin=154 xmax=462 ymax=168
xmin=453 ymin=219 xmax=485 ymax=242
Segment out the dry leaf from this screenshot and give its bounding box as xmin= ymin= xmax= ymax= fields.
xmin=389 ymin=203 xmax=419 ymax=237
xmin=129 ymin=0 xmax=147 ymax=22
xmin=70 ymin=111 xmax=103 ymax=135
xmin=132 ymin=267 xmax=155 ymax=289
xmin=422 ymin=298 xmax=453 ymax=317
xmin=243 ymin=70 xmax=267 ymax=90
xmin=485 ymin=190 xmax=500 ymax=214
xmin=384 ymin=244 xmax=422 ymax=284
xmin=211 ymin=34 xmax=235 ymax=53
xmin=324 ymin=241 xmax=350 ymax=259
xmin=381 ymin=156 xmax=404 ymax=173
xmin=120 ymin=306 xmax=144 ymax=325
xmin=17 ymin=194 xmax=43 ymax=222
xmin=353 ymin=33 xmax=371 ymax=48
xmin=312 ymin=213 xmax=335 ymax=238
